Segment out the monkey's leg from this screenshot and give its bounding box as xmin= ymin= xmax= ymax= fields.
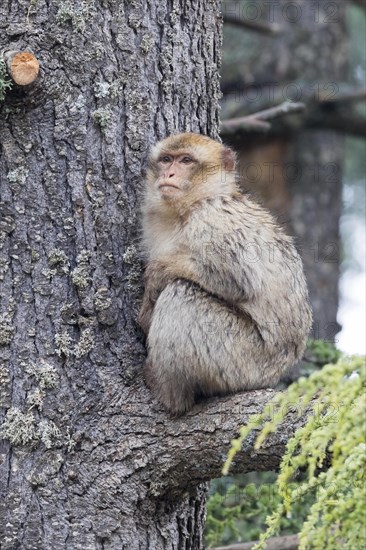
xmin=145 ymin=280 xmax=267 ymax=415
xmin=143 ymin=357 xmax=196 ymax=415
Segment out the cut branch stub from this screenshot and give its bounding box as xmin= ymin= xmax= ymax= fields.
xmin=3 ymin=50 xmax=40 ymax=86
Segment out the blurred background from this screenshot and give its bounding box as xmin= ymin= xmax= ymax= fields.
xmin=219 ymin=0 xmax=365 ymax=356
xmin=206 ymin=1 xmax=365 ymax=547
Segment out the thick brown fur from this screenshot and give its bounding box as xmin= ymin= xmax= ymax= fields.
xmin=139 ymin=133 xmax=312 ymax=415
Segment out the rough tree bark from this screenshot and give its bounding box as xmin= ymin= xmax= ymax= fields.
xmin=1 ymin=2 xmax=306 ymax=549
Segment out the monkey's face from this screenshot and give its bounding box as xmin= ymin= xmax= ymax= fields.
xmin=155 ymin=151 xmax=198 ymax=199
xmin=146 ymin=133 xmax=237 ymax=202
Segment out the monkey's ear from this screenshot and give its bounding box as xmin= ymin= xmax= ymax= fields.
xmin=222 ymin=147 xmax=236 ymax=172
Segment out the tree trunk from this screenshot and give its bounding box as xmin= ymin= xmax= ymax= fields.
xmin=0 ymin=1 xmax=225 ymax=547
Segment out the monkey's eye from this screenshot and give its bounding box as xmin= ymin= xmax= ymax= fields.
xmin=181 ymin=157 xmax=193 ymax=164
xmin=159 ymin=155 xmax=172 ymax=163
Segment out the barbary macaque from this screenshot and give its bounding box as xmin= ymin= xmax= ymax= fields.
xmin=139 ymin=133 xmax=312 ymax=415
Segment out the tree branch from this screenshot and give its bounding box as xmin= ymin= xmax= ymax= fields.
xmin=222 ymin=83 xmax=366 ymax=121
xmin=223 ymin=14 xmax=284 ymax=35
xmin=220 ymin=91 xmax=366 ymax=138
xmin=144 ymin=388 xmax=307 ymax=497
xmin=220 ymin=102 xmax=306 ymax=133
xmin=317 ymin=87 xmax=366 ymax=104
xmin=348 ymin=0 xmax=366 ymax=10
xmin=307 ymin=110 xmax=366 ymax=138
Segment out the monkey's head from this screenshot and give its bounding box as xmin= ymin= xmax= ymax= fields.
xmin=146 ymin=133 xmax=237 ymax=207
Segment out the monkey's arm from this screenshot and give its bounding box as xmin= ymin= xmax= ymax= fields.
xmin=138 ymin=254 xmax=201 ymax=334
xmin=139 ymin=201 xmax=276 ymax=333
xmin=185 ymin=201 xmax=271 ymax=305
xmin=138 ymin=242 xmax=256 ymax=334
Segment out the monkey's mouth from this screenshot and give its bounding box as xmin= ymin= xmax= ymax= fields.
xmin=158 ymin=183 xmax=181 ymax=192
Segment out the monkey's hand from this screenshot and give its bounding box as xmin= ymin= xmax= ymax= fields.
xmin=138 ymin=256 xmax=199 ymax=334
xmin=138 ymin=260 xmax=171 ymax=335
xmin=146 ymin=255 xmax=199 ymax=293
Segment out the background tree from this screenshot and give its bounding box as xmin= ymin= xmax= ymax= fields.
xmin=206 ymin=1 xmax=365 ymax=547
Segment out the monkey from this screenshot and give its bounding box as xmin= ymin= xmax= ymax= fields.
xmin=139 ymin=132 xmax=312 ymax=415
